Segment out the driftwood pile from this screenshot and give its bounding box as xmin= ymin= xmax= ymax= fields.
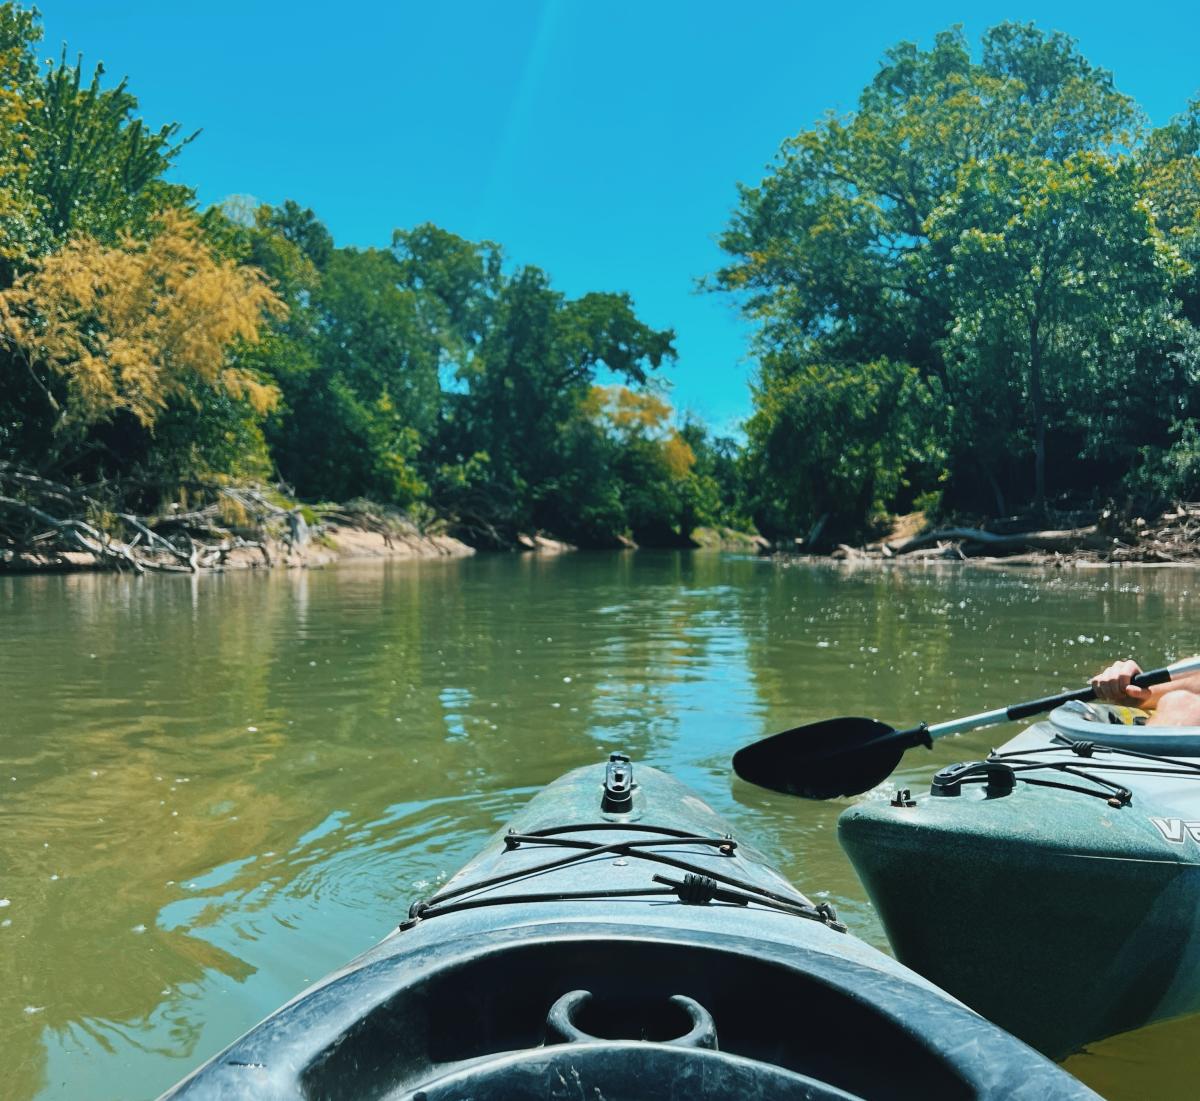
xmin=827 ymin=506 xmax=1200 ymax=565
xmin=0 ymin=465 xmax=294 ymax=573
xmin=1107 ymin=506 xmax=1200 ymax=563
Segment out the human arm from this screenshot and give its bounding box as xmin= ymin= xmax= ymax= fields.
xmin=1090 ymin=658 xmax=1200 ymax=709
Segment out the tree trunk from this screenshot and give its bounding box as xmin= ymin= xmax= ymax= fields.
xmin=1028 ymin=317 xmax=1047 ymax=517
xmin=982 ymin=461 xmax=1006 ymax=517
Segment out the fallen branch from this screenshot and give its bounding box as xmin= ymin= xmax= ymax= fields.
xmin=887 ymin=525 xmax=1109 ymax=557
xmin=0 ymin=468 xmax=289 ymax=573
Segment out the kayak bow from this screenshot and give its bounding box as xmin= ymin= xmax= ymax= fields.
xmin=161 ymin=753 xmax=1098 ymax=1100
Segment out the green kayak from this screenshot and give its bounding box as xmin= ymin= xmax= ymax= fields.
xmin=839 ymin=702 xmax=1200 ymax=1060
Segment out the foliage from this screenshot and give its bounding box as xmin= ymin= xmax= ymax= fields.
xmin=31 ymin=0 xmax=1200 ymax=552
xmin=432 ymin=263 xmax=677 ymax=541
xmin=0 ymin=2 xmax=258 ymax=499
xmin=0 ymin=3 xmax=39 ymax=268
xmin=742 ymin=357 xmax=943 ymax=542
xmin=0 ymin=0 xmax=695 ymax=547
xmin=932 ymin=152 xmax=1180 ymax=512
xmin=586 ymin=386 xmax=707 ymax=543
xmin=677 ymin=418 xmax=750 ymax=531
xmin=0 ymin=210 xmax=280 ymax=433
xmin=714 ymin=21 xmax=1200 ymax=532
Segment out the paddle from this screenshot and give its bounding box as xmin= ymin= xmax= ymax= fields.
xmin=733 ymin=655 xmax=1200 ymax=800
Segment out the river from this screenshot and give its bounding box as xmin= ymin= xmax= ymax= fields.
xmin=2 ymin=551 xmax=1197 ymax=1099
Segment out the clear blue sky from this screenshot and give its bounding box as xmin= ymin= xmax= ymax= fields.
xmin=32 ymin=1 xmax=1200 ymax=432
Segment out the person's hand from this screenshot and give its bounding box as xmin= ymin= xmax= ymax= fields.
xmin=1090 ymin=660 xmax=1151 ymax=707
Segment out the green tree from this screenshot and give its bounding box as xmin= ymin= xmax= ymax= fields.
xmin=0 ymin=6 xmax=279 ymax=494
xmin=677 ymin=418 xmax=751 ymax=531
xmin=0 ymin=3 xmax=40 ymax=275
xmin=587 ymin=386 xmax=706 ymax=544
xmin=742 ymin=357 xmax=942 ymax=542
xmin=931 ymin=153 xmax=1180 ymax=513
xmin=713 ymin=22 xmax=1164 ymax=528
xmin=454 ymin=267 xmax=675 ymax=539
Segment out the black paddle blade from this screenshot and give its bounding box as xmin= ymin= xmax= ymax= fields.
xmin=732 ymin=717 xmax=908 ymax=800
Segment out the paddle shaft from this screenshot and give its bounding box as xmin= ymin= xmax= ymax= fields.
xmin=901 ymin=655 xmax=1200 ymax=745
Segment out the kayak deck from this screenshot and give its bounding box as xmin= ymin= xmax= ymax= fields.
xmin=162 ymin=754 xmax=1098 ymax=1100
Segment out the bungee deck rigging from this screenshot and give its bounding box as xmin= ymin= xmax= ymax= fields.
xmin=927 ymin=734 xmax=1200 ymax=807
xmin=162 ymin=753 xmax=1099 ymax=1100
xmin=405 ymin=821 xmax=846 ymax=930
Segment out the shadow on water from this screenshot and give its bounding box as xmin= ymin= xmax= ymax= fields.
xmin=2 ymin=553 xmax=1199 ymax=1098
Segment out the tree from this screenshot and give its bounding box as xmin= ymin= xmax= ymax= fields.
xmin=0 ymin=210 xmax=283 ymax=475
xmin=677 ymin=418 xmax=751 ymax=531
xmin=587 ymin=386 xmax=706 ymax=544
xmin=455 ymin=266 xmax=675 ymax=539
xmin=713 ymin=22 xmax=1160 ymax=527
xmin=1142 ymin=99 xmax=1200 ymax=326
xmin=931 ymin=153 xmax=1180 ymax=513
xmin=0 ymin=1 xmax=237 ymax=494
xmin=261 ymin=199 xmax=334 ymax=271
xmin=0 ymin=1 xmax=689 ymax=546
xmin=0 ymin=3 xmax=40 ymax=275
xmin=742 ymin=357 xmax=942 ymax=543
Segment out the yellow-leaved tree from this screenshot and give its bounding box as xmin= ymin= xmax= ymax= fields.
xmin=588 ymin=385 xmax=696 ymax=476
xmin=0 ymin=208 xmax=284 ymax=453
xmin=587 ymin=385 xmax=717 ymax=543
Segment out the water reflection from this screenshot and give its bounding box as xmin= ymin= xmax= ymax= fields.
xmin=2 ymin=556 xmax=1198 ymax=1098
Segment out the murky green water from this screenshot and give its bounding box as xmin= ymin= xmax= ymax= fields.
xmin=3 ymin=552 xmax=1199 ymax=1099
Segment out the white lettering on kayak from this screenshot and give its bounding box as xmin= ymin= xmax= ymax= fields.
xmin=1150 ymin=817 xmax=1200 ymax=844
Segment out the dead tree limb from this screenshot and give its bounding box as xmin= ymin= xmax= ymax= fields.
xmin=887 ymin=525 xmax=1110 ymax=556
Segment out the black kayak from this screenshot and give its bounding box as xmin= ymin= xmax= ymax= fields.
xmin=160 ymin=753 xmax=1097 ymax=1100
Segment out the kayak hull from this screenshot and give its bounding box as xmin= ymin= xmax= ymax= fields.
xmin=162 ymin=755 xmax=1097 ymax=1099
xmin=839 ymin=714 xmax=1200 ymax=1060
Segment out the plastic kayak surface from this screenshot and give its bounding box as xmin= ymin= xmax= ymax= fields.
xmin=161 ymin=753 xmax=1098 ymax=1099
xmin=840 ymin=705 xmax=1200 ymax=1060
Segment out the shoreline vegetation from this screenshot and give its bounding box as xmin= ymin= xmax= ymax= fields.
xmin=0 ymin=465 xmax=764 ymax=574
xmin=7 ymin=459 xmax=1198 ymax=574
xmin=0 ymin=4 xmax=743 ymax=566
xmin=3 ymin=8 xmax=1200 ymax=572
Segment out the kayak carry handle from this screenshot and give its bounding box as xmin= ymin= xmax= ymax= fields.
xmin=545 ymin=989 xmax=718 ymax=1050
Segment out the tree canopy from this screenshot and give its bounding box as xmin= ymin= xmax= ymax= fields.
xmin=715 ymin=22 xmax=1200 ymax=539
xmin=6 ymin=4 xmax=1200 ymax=555
xmin=0 ymin=1 xmax=717 ymax=548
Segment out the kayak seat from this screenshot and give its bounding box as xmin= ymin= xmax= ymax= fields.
xmin=1049 ymin=703 xmax=1200 ymax=756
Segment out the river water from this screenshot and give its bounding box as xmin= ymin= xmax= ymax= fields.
xmin=1 ymin=551 xmax=1197 ymax=1099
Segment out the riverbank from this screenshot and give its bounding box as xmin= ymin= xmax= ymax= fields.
xmin=0 ymin=468 xmax=768 ymax=574
xmin=778 ymin=507 xmax=1200 ymax=568
xmin=0 ymin=521 xmax=475 ymax=573
xmin=1 ymin=524 xmax=756 ymax=573
xmin=0 ymin=475 xmax=480 ymax=575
